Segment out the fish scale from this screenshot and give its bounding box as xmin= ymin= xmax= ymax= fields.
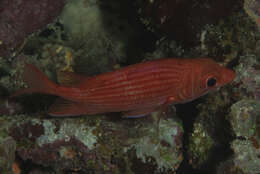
xmin=93 ymin=66 xmax=183 ymax=91
xmin=86 ymin=66 xmax=183 ymax=98
xmin=86 ymin=72 xmax=182 ymax=102
xmin=87 ymin=76 xmax=180 ymax=101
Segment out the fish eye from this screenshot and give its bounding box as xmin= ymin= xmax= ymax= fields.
xmin=207 ymin=77 xmax=217 ymax=87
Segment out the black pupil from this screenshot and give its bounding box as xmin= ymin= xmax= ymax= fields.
xmin=207 ymin=78 xmax=216 ymax=87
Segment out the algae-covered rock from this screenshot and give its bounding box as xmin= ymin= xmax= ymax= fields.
xmin=59 ymin=0 xmax=138 ymax=75
xmin=0 ymin=112 xmax=183 ymax=173
xmin=234 ymin=55 xmax=260 ymax=100
xmin=225 ymin=99 xmax=260 ymax=174
xmin=0 ymin=136 xmax=16 ymax=174
xmin=220 ymin=49 xmax=260 ymax=174
xmin=229 ymin=99 xmax=260 ymax=139
xmin=0 ymin=0 xmax=65 ymax=58
xmin=2 ymin=0 xmax=260 ymax=173
xmin=187 ymin=121 xmax=214 ymax=168
xmin=231 ymin=139 xmax=260 ymax=174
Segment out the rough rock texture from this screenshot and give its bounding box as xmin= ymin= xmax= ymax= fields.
xmin=0 ymin=0 xmax=65 ymax=58
xmin=0 ymin=136 xmax=16 ymax=174
xmin=0 ymin=112 xmax=183 ymax=173
xmin=136 ymin=0 xmax=242 ymax=46
xmin=244 ymin=0 xmax=260 ymax=31
xmin=183 ymin=3 xmax=260 ymax=173
xmin=223 ymin=55 xmax=260 ymax=174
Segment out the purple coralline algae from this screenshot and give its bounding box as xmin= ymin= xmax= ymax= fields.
xmin=0 ymin=111 xmax=183 ymax=173
xmin=0 ymin=0 xmax=65 ymax=58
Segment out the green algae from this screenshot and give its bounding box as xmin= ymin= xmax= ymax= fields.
xmin=129 ymin=112 xmax=183 ymax=172
xmin=0 ymin=108 xmax=184 ymax=173
xmin=58 ymin=0 xmax=137 ymax=75
xmin=200 ymin=12 xmax=258 ymax=63
xmin=60 ymin=0 xmax=102 ymax=37
xmin=37 ymin=119 xmax=97 ymax=149
xmin=188 ymin=122 xmax=214 ymax=167
xmin=0 ymin=57 xmax=25 ymax=91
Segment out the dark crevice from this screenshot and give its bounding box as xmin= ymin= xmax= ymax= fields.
xmin=176 ymin=99 xmax=203 ymax=174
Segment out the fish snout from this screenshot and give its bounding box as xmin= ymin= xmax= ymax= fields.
xmin=221 ymin=68 xmax=236 ymax=85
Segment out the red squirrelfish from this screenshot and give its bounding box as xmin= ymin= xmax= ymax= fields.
xmin=13 ymin=58 xmax=236 ymax=117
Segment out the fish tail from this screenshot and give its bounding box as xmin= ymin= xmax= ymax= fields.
xmin=11 ymin=63 xmax=58 ymax=97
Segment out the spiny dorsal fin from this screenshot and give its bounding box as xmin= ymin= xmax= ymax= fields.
xmin=57 ymin=70 xmax=90 ymax=86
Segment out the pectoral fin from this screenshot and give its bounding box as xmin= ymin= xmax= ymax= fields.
xmin=48 ymin=98 xmax=87 ymax=117
xmin=122 ymin=107 xmax=156 ymax=118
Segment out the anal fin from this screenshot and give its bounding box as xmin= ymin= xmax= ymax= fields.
xmin=122 ymin=107 xmax=156 ymax=118
xmin=48 ymin=98 xmax=87 ymax=117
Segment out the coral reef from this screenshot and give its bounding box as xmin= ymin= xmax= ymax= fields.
xmin=185 ymin=83 xmax=235 ymax=170
xmin=0 ymin=112 xmax=183 ymax=173
xmin=222 ymin=55 xmax=260 ymax=174
xmin=1 ymin=0 xmax=260 ymax=173
xmin=201 ymin=19 xmax=260 ymax=159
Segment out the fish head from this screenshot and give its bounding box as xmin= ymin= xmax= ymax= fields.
xmin=178 ymin=58 xmax=236 ymax=103
xmin=195 ymin=58 xmax=236 ymax=96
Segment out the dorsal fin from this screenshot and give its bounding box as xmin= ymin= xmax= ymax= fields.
xmin=57 ymin=70 xmax=90 ymax=86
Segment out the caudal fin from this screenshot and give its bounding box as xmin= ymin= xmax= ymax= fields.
xmin=11 ymin=63 xmax=58 ymax=97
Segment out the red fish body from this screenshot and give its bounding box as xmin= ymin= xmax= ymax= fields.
xmin=13 ymin=58 xmax=236 ymax=117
